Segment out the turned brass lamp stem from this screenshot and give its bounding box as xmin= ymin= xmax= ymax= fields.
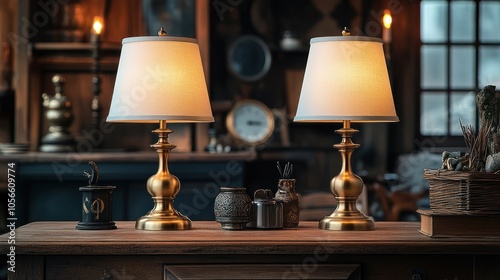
xmin=319 ymin=120 xmax=375 ymax=231
xmin=135 ymin=120 xmax=192 ymax=230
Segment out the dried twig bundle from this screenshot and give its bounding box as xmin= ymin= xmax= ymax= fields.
xmin=461 ymin=119 xmax=492 ymax=172
xmin=277 ymin=161 xmax=293 ymax=179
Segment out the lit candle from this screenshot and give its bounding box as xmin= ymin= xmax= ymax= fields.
xmin=91 ymin=17 xmax=103 ymax=42
xmin=382 ymin=9 xmax=392 ymax=44
xmin=91 ymin=16 xmax=103 ymax=129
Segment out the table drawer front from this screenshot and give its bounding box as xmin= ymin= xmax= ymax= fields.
xmin=46 ymin=256 xmax=162 ymax=280
xmin=165 ymin=264 xmax=361 ymax=280
xmin=43 ymin=254 xmax=474 ymax=280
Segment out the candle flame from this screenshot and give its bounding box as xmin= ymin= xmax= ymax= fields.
xmin=383 ymin=10 xmax=392 ymax=29
xmin=93 ymin=17 xmax=103 ymax=35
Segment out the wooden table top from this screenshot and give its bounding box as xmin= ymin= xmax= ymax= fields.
xmin=1 ymin=221 xmax=500 ymax=255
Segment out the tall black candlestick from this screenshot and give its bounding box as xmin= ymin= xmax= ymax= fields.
xmin=91 ymin=20 xmax=102 ymax=132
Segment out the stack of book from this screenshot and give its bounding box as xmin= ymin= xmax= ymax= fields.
xmin=418 ymin=209 xmax=500 ymax=238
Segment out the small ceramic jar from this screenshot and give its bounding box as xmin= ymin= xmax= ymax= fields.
xmin=214 ymin=187 xmax=251 ymax=230
xmin=275 ymin=179 xmax=300 ymax=227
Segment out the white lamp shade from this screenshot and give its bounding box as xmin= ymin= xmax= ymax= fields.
xmin=294 ymin=36 xmax=399 ymax=123
xmin=107 ymin=36 xmax=214 ymax=123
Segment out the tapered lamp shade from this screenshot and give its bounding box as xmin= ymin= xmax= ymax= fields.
xmin=107 ymin=36 xmax=214 ymax=123
xmin=294 ymin=36 xmax=399 ymax=123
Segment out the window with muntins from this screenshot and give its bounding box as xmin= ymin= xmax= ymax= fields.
xmin=420 ymin=0 xmax=500 ymax=141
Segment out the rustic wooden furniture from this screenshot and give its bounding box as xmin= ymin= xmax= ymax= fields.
xmin=1 ymin=221 xmax=499 ymax=279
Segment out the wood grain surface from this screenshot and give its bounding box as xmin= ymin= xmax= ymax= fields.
xmin=1 ymin=221 xmax=500 ymax=255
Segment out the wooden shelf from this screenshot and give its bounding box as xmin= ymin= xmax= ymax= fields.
xmin=31 ymin=42 xmax=121 ymax=71
xmin=33 ymin=42 xmax=121 ymax=52
xmin=0 ymin=151 xmax=256 ymax=163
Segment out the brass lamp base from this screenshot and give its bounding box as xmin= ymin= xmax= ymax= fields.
xmin=319 ymin=211 xmax=375 ymax=231
xmin=135 ymin=120 xmax=192 ymax=231
xmin=319 ymin=120 xmax=375 ymax=231
xmin=136 ymin=211 xmax=191 ymax=230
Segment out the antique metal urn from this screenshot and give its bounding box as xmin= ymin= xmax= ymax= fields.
xmin=40 ymin=74 xmax=75 ymax=152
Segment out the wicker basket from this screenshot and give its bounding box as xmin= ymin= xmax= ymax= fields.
xmin=424 ymin=169 xmax=500 ymax=215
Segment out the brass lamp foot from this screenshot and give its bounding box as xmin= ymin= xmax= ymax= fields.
xmin=319 ymin=213 xmax=375 ymax=231
xmin=136 ymin=212 xmax=191 ymax=230
xmin=318 ymin=195 xmax=375 ymax=231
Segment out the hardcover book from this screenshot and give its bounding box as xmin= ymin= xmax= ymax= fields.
xmin=418 ymin=209 xmax=500 ymax=238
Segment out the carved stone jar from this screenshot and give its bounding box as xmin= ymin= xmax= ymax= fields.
xmin=214 ymin=187 xmax=251 ymax=230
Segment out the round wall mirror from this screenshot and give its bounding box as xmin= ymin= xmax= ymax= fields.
xmin=228 ymin=35 xmax=272 ymax=82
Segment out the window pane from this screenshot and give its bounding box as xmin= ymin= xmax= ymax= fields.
xmin=451 ymin=1 xmax=476 ymax=43
xmin=450 ymin=92 xmax=476 ymax=136
xmin=421 ymin=92 xmax=447 ymax=135
xmin=421 ymin=1 xmax=448 ymax=43
xmin=479 ymin=46 xmax=500 ymax=87
xmin=451 ymin=46 xmax=475 ymax=89
xmin=421 ymin=46 xmax=448 ymax=89
xmin=480 ymin=1 xmax=500 ymax=42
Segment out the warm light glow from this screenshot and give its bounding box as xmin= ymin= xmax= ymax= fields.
xmin=294 ymin=36 xmax=398 ymax=123
xmin=92 ymin=17 xmax=103 ymax=35
xmin=107 ymin=36 xmax=214 ymax=123
xmin=383 ymin=9 xmax=392 ymax=29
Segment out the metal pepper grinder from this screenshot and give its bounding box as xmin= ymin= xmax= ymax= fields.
xmin=40 ymin=74 xmax=76 ymax=152
xmin=76 ymin=161 xmax=117 ymax=230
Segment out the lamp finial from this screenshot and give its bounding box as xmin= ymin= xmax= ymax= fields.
xmin=342 ymin=27 xmax=350 ymax=36
xmin=158 ymin=28 xmax=167 ymax=36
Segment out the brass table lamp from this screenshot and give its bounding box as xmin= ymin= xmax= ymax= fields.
xmin=294 ymin=29 xmax=399 ymax=231
xmin=107 ymin=29 xmax=214 ymax=230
